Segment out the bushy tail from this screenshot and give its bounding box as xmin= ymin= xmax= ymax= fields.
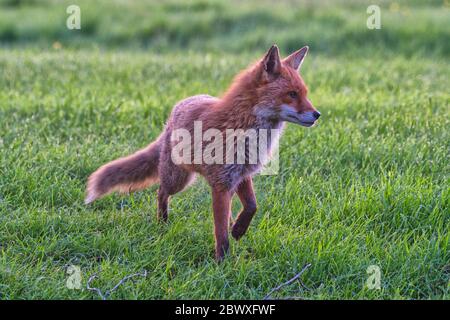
xmin=85 ymin=136 xmax=162 ymax=204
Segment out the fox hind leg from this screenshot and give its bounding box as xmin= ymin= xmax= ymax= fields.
xmin=157 ymin=164 xmax=195 ymax=222
xmin=157 ymin=188 xmax=169 ymax=222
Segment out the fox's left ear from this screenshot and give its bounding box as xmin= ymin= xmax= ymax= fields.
xmin=283 ymin=46 xmax=309 ymax=70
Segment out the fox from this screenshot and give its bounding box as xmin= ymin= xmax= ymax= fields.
xmin=85 ymin=45 xmax=321 ymax=261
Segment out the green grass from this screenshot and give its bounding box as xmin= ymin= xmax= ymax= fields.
xmin=0 ymin=0 xmax=449 ymax=299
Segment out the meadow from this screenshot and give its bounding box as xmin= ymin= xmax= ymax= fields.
xmin=0 ymin=0 xmax=448 ymax=299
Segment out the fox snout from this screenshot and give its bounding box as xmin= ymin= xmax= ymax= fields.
xmin=313 ymin=111 xmax=321 ymax=119
xmin=297 ymin=98 xmax=320 ymax=126
xmin=279 ymin=104 xmax=321 ymax=127
xmin=296 ymin=110 xmax=320 ymax=127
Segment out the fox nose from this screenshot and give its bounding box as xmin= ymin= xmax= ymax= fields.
xmin=313 ymin=111 xmax=321 ymax=119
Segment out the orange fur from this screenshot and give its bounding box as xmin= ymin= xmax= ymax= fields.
xmin=85 ymin=45 xmax=320 ymax=260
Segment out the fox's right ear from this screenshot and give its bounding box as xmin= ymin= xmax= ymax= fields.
xmin=262 ymin=45 xmax=281 ymax=77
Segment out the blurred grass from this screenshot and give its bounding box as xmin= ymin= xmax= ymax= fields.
xmin=0 ymin=0 xmax=449 ymax=299
xmin=0 ymin=0 xmax=449 ymax=57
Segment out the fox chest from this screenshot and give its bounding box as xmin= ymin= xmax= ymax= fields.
xmin=208 ymin=121 xmax=284 ymax=190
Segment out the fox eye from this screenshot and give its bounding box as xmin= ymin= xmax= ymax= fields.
xmin=288 ymin=91 xmax=298 ymax=99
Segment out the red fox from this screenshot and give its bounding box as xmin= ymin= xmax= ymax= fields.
xmin=85 ymin=45 xmax=320 ymax=260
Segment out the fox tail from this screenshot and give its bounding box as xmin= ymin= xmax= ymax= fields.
xmin=85 ymin=135 xmax=162 ymax=204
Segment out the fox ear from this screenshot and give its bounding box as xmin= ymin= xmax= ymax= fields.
xmin=283 ymin=46 xmax=309 ymax=70
xmin=262 ymin=45 xmax=281 ymax=76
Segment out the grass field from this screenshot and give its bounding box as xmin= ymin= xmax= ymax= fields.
xmin=0 ymin=0 xmax=449 ymax=299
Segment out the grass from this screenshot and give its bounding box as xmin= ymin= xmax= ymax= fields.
xmin=0 ymin=0 xmax=449 ymax=299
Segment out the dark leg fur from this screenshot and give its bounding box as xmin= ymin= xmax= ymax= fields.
xmin=232 ymin=177 xmax=257 ymax=240
xmin=157 ymin=188 xmax=169 ymax=222
xmin=157 ymin=139 xmax=196 ymax=222
xmin=212 ymin=187 xmax=232 ymax=261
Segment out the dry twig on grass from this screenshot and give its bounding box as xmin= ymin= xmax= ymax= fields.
xmin=263 ymin=263 xmax=312 ymax=300
xmin=87 ymin=270 xmax=148 ymax=300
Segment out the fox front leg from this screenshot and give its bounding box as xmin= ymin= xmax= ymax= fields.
xmin=211 ymin=187 xmax=232 ymax=261
xmin=231 ymin=177 xmax=257 ymax=240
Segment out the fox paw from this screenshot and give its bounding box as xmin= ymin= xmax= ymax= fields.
xmin=231 ymin=223 xmax=247 ymax=240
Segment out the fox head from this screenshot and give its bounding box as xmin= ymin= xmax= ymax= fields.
xmin=253 ymin=45 xmax=320 ymax=127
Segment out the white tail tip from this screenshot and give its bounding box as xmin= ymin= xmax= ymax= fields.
xmin=84 ymin=193 xmax=97 ymax=205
